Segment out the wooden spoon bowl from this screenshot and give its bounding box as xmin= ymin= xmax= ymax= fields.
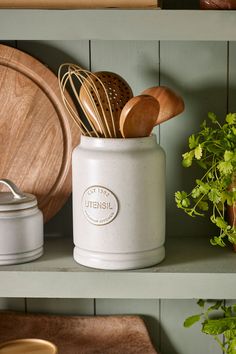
xmin=119 ymin=94 xmax=160 ymax=138
xmin=142 ymin=86 xmax=185 ymax=125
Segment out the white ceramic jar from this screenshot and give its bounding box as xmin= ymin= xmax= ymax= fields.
xmin=72 ymin=134 xmax=166 ymax=270
xmin=0 ymin=179 xmax=43 ymax=265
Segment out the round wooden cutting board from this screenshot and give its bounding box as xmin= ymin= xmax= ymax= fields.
xmin=0 ymin=44 xmax=80 ymax=222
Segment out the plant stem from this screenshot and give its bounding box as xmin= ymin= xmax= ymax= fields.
xmin=214 ymin=335 xmax=227 ymax=353
xmin=200 ymin=161 xmax=218 ymax=183
xmin=190 ymin=193 xmax=208 ymax=215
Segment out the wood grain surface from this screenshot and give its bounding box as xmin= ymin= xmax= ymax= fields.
xmin=0 ymin=44 xmax=80 ymax=222
xmin=142 ymin=86 xmax=185 ymax=125
xmin=120 ymin=95 xmax=160 ymax=138
xmin=0 ymin=339 xmax=57 ymax=354
xmin=0 ymin=0 xmax=160 ymax=9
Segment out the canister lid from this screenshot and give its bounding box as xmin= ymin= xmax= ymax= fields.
xmin=0 ymin=179 xmax=37 ymax=211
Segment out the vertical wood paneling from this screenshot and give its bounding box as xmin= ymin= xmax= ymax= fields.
xmin=96 ymin=299 xmax=160 ymax=351
xmin=0 ymin=40 xmax=16 ymax=47
xmin=17 ymin=40 xmax=90 ymax=75
xmin=26 ymin=298 xmax=94 ymax=315
xmin=0 ymin=298 xmax=25 ymax=311
xmin=160 ymin=300 xmax=222 ymax=354
xmin=90 ymin=40 xmax=160 ymax=138
xmin=17 ymin=40 xmax=90 ymax=239
xmin=164 ymin=0 xmax=198 ymax=9
xmin=228 ymin=41 xmax=236 ymax=112
xmin=90 ymin=41 xmax=159 ymax=95
xmin=159 ymin=41 xmax=228 ymax=238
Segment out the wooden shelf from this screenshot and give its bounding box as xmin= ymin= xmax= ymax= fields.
xmin=0 ymin=10 xmax=236 ymax=40
xmin=0 ymin=236 xmax=235 ymax=299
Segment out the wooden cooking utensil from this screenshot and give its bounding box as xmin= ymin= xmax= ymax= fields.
xmin=0 ymin=44 xmax=80 ymax=222
xmin=119 ymin=95 xmax=160 ymax=138
xmin=81 ymin=71 xmax=133 ymax=138
xmin=78 ymin=70 xmax=115 ymax=138
xmin=0 ymin=339 xmax=57 ymax=354
xmin=142 ymin=86 xmax=185 ymax=125
xmin=59 ymin=64 xmax=103 ymax=137
xmin=0 ymin=0 xmax=160 ymax=9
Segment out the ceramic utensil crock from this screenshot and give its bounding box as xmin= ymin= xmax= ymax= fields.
xmin=0 ymin=179 xmax=43 ymax=265
xmin=72 ymin=134 xmax=165 ymax=270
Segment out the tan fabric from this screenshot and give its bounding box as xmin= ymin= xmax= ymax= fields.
xmin=0 ymin=311 xmax=158 ymax=354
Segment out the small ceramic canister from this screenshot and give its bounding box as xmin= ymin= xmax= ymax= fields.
xmin=0 ymin=179 xmax=43 ymax=265
xmin=72 ymin=134 xmax=166 ymax=270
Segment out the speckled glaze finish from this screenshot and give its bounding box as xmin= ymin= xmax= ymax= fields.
xmin=0 ymin=179 xmax=43 ymax=265
xmin=72 ymin=134 xmax=166 ymax=270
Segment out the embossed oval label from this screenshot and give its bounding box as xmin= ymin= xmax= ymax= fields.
xmin=82 ymin=186 xmax=119 ymax=225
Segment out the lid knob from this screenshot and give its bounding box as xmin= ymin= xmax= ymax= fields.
xmin=0 ymin=179 xmax=26 ymax=200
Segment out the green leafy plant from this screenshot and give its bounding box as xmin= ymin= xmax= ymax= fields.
xmin=184 ymin=300 xmax=236 ymax=353
xmin=175 ymin=112 xmax=236 ymax=247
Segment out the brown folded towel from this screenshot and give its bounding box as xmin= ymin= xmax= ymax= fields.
xmin=0 ymin=311 xmax=159 ymax=354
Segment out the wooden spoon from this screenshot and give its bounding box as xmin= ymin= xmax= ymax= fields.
xmin=119 ymin=94 xmax=160 ymax=138
xmin=142 ymin=86 xmax=185 ymax=125
xmin=80 ymin=71 xmax=133 ymax=137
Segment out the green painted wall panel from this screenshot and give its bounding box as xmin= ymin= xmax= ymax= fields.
xmin=0 ymin=298 xmax=25 ymax=311
xmin=229 ymin=42 xmax=236 ymax=113
xmin=160 ymin=299 xmax=222 ymax=354
xmin=159 ymin=41 xmax=228 ymax=239
xmin=90 ymin=40 xmax=161 ymax=139
xmin=26 ymin=298 xmax=94 ymax=315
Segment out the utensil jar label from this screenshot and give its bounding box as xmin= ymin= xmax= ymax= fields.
xmin=82 ymin=186 xmax=119 ymax=226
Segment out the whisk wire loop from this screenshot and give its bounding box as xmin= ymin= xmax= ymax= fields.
xmin=59 ymin=63 xmax=118 ymax=138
